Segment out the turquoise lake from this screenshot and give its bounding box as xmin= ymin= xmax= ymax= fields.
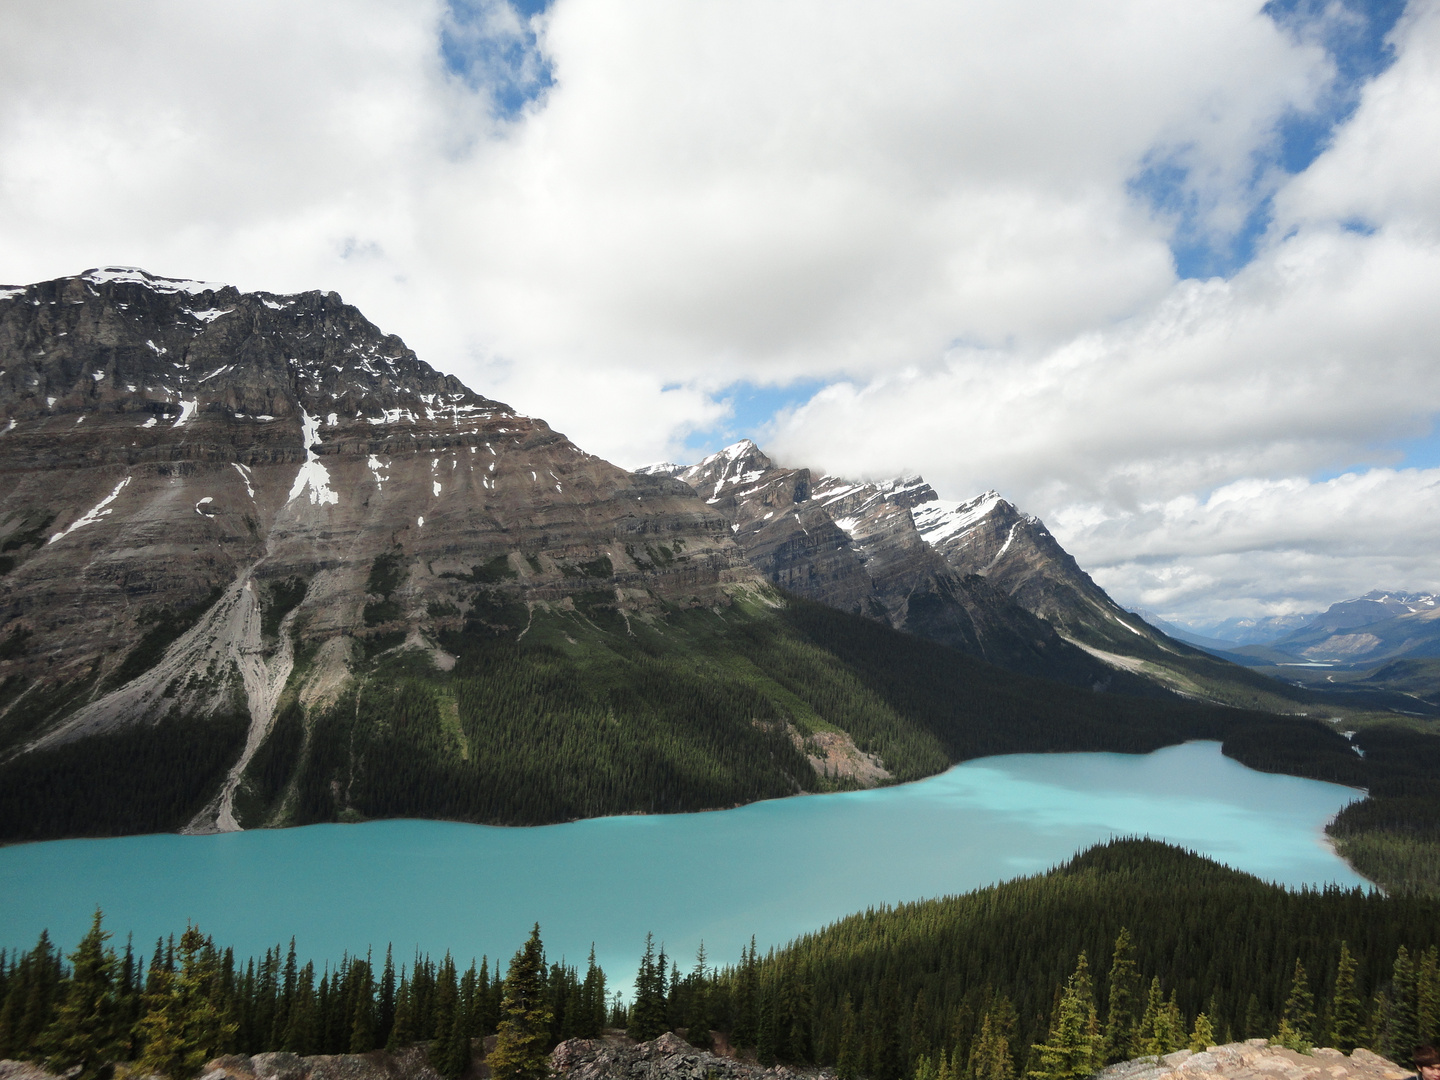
xmin=0 ymin=741 xmax=1367 ymax=987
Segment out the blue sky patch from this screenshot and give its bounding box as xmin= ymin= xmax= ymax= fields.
xmin=678 ymin=379 xmax=828 ymax=462
xmin=441 ymin=0 xmax=555 ymax=120
xmin=1136 ymin=0 xmax=1407 ymax=281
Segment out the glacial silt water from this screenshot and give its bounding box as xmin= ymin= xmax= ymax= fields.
xmin=0 ymin=741 xmax=1365 ymax=985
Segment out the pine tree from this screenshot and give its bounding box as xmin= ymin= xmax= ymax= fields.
xmin=1028 ymin=953 xmax=1102 ymax=1080
xmin=1327 ymin=942 xmax=1362 ymax=1052
xmin=1274 ymin=960 xmax=1315 ymax=1052
xmin=1103 ymin=929 xmax=1141 ymax=1064
xmin=41 ymin=911 xmax=125 ymax=1080
xmin=489 ymin=925 xmax=553 ymax=1080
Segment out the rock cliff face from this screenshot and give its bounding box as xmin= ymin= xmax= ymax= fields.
xmin=0 ymin=268 xmax=760 ymax=827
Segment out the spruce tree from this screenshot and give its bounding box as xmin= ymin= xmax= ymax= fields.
xmin=429 ymin=953 xmax=463 ymax=1076
xmin=1028 ymin=953 xmax=1102 ymax=1080
xmin=1188 ymin=1014 xmax=1214 ymax=1054
xmin=970 ymin=1009 xmax=1016 ymax=1080
xmin=134 ymin=926 xmax=237 ymax=1080
xmin=489 ymin=925 xmax=553 ymax=1080
xmin=629 ymin=934 xmax=667 ymax=1042
xmin=42 ymin=911 xmax=126 ymax=1080
xmin=1418 ymin=946 xmax=1439 ymax=1048
xmin=836 ymin=996 xmax=858 ymax=1080
xmin=379 ymin=946 xmax=396 ymax=1047
xmin=1392 ymin=946 xmax=1419 ymax=1064
xmin=580 ymin=946 xmax=605 ymax=1039
xmin=1104 ymin=929 xmax=1141 ymax=1064
xmin=1327 ymin=942 xmax=1362 ymax=1052
xmin=1136 ymin=978 xmax=1183 ymax=1057
xmin=386 ymin=972 xmax=415 ymax=1053
xmin=686 ymin=944 xmax=712 ymax=1049
xmin=1275 ymin=960 xmax=1315 ymax=1052
xmin=733 ymin=938 xmax=759 ymax=1050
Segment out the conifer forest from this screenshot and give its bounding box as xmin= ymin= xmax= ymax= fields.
xmin=4 ymin=841 xmax=1439 ymax=1080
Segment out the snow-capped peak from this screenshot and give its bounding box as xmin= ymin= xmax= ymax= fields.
xmin=634 ymin=462 xmax=684 ymax=478
xmin=911 ymin=490 xmax=1006 ymax=547
xmin=81 ymin=266 xmax=229 ymax=296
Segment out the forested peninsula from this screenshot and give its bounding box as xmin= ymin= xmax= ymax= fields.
xmin=3 ymin=841 xmax=1438 ymax=1080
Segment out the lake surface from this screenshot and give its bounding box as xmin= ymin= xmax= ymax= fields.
xmin=0 ymin=741 xmax=1366 ymax=988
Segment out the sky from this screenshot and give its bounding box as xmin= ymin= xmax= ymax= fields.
xmin=2 ymin=0 xmax=1438 ymax=626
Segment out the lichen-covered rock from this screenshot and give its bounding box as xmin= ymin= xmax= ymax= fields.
xmin=550 ymin=1032 xmax=837 ymax=1080
xmin=1096 ymin=1041 xmax=1412 ymax=1080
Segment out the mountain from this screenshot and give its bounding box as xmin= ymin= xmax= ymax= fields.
xmin=1189 ymin=613 xmax=1317 ymax=646
xmin=0 ymin=268 xmax=804 ymax=836
xmin=1269 ymin=591 xmax=1440 ymax=665
xmin=2 ymin=268 xmax=1307 ymax=842
xmin=654 ymin=441 xmax=1111 ymax=685
xmin=661 ymin=441 xmax=1321 ymax=710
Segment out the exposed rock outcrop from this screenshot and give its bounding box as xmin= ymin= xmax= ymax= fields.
xmin=1097 ymin=1042 xmax=1411 ymax=1080
xmin=552 ymin=1032 xmax=834 ymax=1080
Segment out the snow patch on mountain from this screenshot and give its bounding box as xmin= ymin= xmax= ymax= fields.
xmin=287 ymin=410 xmax=339 ymax=507
xmin=912 ymin=491 xmax=1003 ymax=546
xmin=49 ymin=476 xmax=132 ymax=544
xmin=81 ymin=266 xmax=227 ymax=295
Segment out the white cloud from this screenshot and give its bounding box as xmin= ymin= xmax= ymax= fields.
xmin=0 ymin=0 xmax=1434 ymax=618
xmin=1069 ymin=468 xmax=1440 ymax=621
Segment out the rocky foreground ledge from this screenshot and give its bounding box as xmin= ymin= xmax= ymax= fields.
xmin=0 ymin=1036 xmax=1412 ymax=1080
xmin=1097 ymin=1040 xmax=1411 ymax=1080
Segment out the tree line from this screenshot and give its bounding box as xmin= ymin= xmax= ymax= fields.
xmin=0 ymin=917 xmax=609 ymax=1080
xmin=5 ymin=841 xmax=1440 ymax=1080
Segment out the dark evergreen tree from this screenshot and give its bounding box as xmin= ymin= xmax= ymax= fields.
xmin=1103 ymin=929 xmax=1140 ymax=1063
xmin=489 ymin=925 xmax=552 ymax=1080
xmin=629 ymin=934 xmax=667 ymax=1042
xmin=1327 ymin=943 xmax=1362 ymax=1052
xmin=41 ymin=911 xmax=125 ymax=1080
xmin=134 ymin=927 xmax=237 ymax=1080
xmin=836 ymin=996 xmax=858 ymax=1080
xmin=685 ymin=944 xmax=712 ymax=1049
xmin=1029 ymin=954 xmax=1101 ymax=1080
xmin=1274 ymin=960 xmax=1315 ymax=1051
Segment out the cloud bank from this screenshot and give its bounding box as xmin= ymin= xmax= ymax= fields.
xmin=1 ymin=0 xmax=1436 ymax=619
